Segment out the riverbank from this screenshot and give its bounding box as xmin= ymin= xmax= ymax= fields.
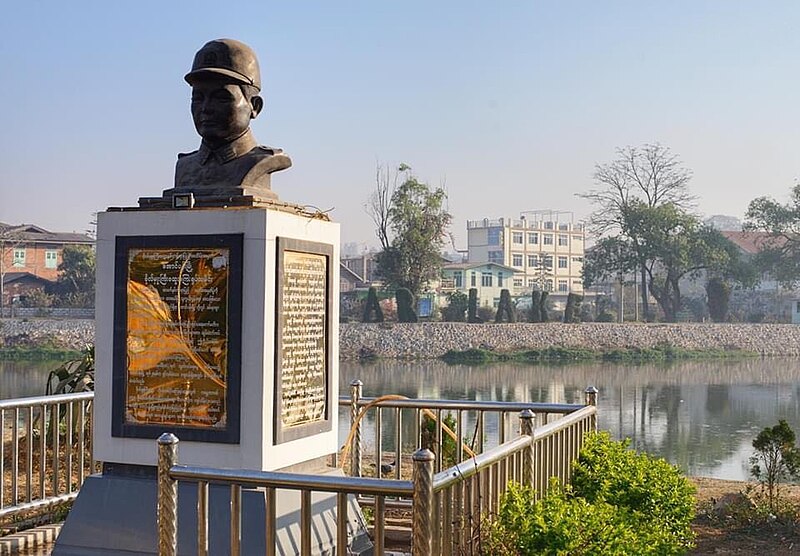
xmin=0 ymin=319 xmax=92 ymax=360
xmin=5 ymin=319 xmax=800 ymax=361
xmin=340 ymin=322 xmax=800 ymax=360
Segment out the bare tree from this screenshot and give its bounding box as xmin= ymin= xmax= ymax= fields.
xmin=0 ymin=224 xmax=26 ymax=316
xmin=366 ymin=163 xmax=411 ymax=250
xmin=578 ymin=144 xmax=696 ymax=319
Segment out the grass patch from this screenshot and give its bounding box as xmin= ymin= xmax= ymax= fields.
xmin=441 ymin=343 xmax=757 ymax=365
xmin=0 ymin=346 xmax=82 ymax=360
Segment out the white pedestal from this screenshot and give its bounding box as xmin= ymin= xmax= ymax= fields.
xmin=94 ymin=207 xmax=339 ymax=471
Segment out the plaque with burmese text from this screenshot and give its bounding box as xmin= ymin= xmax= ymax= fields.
xmin=112 ymin=234 xmax=242 ymax=443
xmin=274 ymin=237 xmax=334 ymax=443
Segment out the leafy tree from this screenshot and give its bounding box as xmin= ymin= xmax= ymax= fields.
xmin=579 ymin=144 xmax=696 ymax=319
xmin=750 ymin=420 xmax=800 ymax=512
xmin=745 ymin=184 xmax=800 ymax=287
xmin=368 ymin=164 xmax=451 ymax=295
xmin=584 ymin=202 xmax=746 ymax=322
xmin=55 ymin=245 xmax=96 ymax=307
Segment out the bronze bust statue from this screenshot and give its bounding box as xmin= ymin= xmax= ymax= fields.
xmin=141 ymin=39 xmax=290 ymax=207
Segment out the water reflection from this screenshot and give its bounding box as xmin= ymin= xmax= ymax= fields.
xmin=3 ymin=357 xmax=798 ymax=480
xmin=340 ymin=358 xmax=800 ymax=481
xmin=0 ymin=359 xmax=57 ymax=399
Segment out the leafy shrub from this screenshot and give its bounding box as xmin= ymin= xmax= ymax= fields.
xmin=467 ymin=288 xmax=481 ymax=323
xmin=361 ymin=287 xmax=384 ymax=322
xmin=750 ymin=420 xmax=800 ymax=512
xmin=571 ymin=432 xmax=696 ymax=553
xmin=395 ymin=288 xmax=418 ymax=322
xmin=483 ymin=481 xmax=657 ymax=555
xmin=421 ymin=412 xmax=458 ymax=467
xmin=442 ymin=290 xmax=468 ymax=322
xmin=494 ymin=289 xmax=516 ymax=322
xmin=706 ymin=277 xmax=731 ymax=322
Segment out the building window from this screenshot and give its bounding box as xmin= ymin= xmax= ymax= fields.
xmin=572 ymin=256 xmax=583 ymax=263
xmin=512 ymin=254 xmax=523 ymax=267
xmin=558 ymin=234 xmax=568 ymax=246
xmin=543 ymin=255 xmax=553 ymax=269
xmin=512 ymin=231 xmax=523 ymax=244
xmin=528 ymin=254 xmax=538 ymax=267
xmin=544 ymin=221 xmax=554 ymax=230
xmin=498 ymin=273 xmax=504 ymax=287
xmin=471 ymin=273 xmax=476 ymax=287
xmin=45 ymin=250 xmax=58 ymax=269
xmin=543 ymin=234 xmax=553 ymax=245
xmin=514 ymin=278 xmax=523 ymax=287
xmin=558 ymin=280 xmax=568 ymax=292
xmin=481 ymin=272 xmax=493 ymax=287
xmin=527 ymin=278 xmax=536 ymax=288
xmin=573 ymin=280 xmax=583 ymax=287
xmin=559 ymin=223 xmax=569 ymax=230
xmin=454 ymin=271 xmax=462 ymax=288
xmin=528 ymin=232 xmax=538 ymax=244
xmin=488 ymin=251 xmax=504 ymax=263
xmin=572 ymin=235 xmax=582 ymax=243
xmin=12 ymin=249 xmax=26 ymax=267
xmin=487 ymin=227 xmax=502 ymax=246
xmin=545 ymin=279 xmax=553 ymax=292
xmin=558 ymin=256 xmax=568 ymax=269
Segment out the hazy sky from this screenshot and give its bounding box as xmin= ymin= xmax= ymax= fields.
xmin=1 ymin=1 xmax=798 ymax=248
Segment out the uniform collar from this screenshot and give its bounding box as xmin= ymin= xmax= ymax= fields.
xmin=198 ymin=130 xmax=257 ymax=165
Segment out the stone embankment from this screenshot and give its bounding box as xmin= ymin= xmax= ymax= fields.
xmin=0 ymin=318 xmax=94 ymax=351
xmin=340 ymin=322 xmax=800 ymax=360
xmin=4 ymin=319 xmax=800 ymax=360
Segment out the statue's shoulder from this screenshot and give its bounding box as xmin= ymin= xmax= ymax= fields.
xmin=252 ymin=145 xmax=284 ymax=156
xmin=177 ymin=150 xmax=199 ymax=160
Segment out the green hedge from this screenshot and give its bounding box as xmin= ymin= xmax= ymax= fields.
xmin=484 ymin=432 xmax=696 ymax=555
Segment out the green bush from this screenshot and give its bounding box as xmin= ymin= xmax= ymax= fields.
xmin=494 ymin=289 xmax=516 ymax=323
xmin=483 ymin=481 xmax=657 ymax=555
xmin=442 ymin=290 xmax=468 ymax=322
xmin=361 ymin=287 xmax=384 ymax=322
xmin=571 ymin=432 xmax=696 ymax=553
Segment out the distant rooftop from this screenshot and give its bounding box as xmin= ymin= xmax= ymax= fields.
xmin=0 ymin=222 xmax=93 ymax=244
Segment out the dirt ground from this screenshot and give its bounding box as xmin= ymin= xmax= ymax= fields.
xmin=691 ymin=477 xmax=800 ymax=555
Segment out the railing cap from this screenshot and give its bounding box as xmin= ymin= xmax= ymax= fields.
xmin=412 ymin=448 xmax=435 ymax=462
xmin=585 ymin=386 xmax=599 ymax=394
xmin=519 ymin=408 xmax=535 ymax=419
xmin=158 ymin=432 xmax=179 ymax=446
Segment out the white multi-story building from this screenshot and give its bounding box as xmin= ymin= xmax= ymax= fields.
xmin=466 ymin=210 xmax=585 ymax=296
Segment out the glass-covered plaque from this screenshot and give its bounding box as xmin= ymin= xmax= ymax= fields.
xmin=112 ymin=234 xmax=242 ymax=443
xmin=275 ymin=237 xmax=334 ymax=443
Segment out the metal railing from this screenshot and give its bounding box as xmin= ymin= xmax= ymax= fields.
xmin=157 ymin=385 xmax=599 ymax=555
xmin=342 ymin=379 xmax=589 ymax=478
xmin=0 ymin=392 xmax=94 ymax=522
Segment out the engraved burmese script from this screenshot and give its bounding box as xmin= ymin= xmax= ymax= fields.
xmin=125 ymin=247 xmax=230 ymax=428
xmin=280 ymin=250 xmax=327 ymax=428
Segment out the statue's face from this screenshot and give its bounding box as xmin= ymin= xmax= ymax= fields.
xmin=190 ymin=80 xmax=255 ymax=146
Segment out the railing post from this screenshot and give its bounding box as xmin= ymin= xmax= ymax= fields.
xmin=584 ymin=386 xmax=599 ymax=431
xmin=157 ymin=433 xmax=179 ymax=556
xmin=349 ymin=379 xmax=363 ymax=477
xmin=519 ymin=409 xmax=535 ymax=487
xmin=412 ymin=448 xmax=435 ymax=556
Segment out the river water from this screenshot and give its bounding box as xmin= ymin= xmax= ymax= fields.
xmin=3 ymin=357 xmax=799 ymax=481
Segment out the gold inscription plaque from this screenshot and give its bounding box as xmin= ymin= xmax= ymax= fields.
xmin=125 ymin=248 xmax=230 ymax=429
xmin=280 ymin=250 xmax=327 ymax=428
